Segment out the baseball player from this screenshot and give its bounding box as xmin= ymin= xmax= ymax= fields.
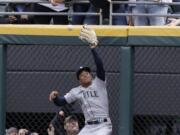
xmin=49 ymin=25 xmax=112 ymax=135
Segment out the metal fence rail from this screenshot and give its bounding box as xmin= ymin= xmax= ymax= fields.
xmin=0 ymin=0 xmax=180 ymax=25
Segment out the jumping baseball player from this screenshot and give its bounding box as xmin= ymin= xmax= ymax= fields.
xmin=49 ymin=25 xmax=112 ymax=135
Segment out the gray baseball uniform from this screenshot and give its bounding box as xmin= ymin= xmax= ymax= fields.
xmin=65 ymin=49 xmax=112 ymax=135
xmin=65 ymin=76 xmax=112 ymax=135
xmin=53 ymin=48 xmax=112 ymax=135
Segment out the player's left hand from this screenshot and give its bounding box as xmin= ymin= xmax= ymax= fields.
xmin=79 ymin=25 xmax=98 ymax=47
xmin=49 ymin=91 xmax=59 ymax=101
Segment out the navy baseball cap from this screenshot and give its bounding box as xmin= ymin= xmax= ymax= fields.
xmin=76 ymin=66 xmax=91 ymax=80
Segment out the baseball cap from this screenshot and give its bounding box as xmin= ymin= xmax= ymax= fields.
xmin=76 ymin=66 xmax=91 ymax=80
xmin=64 ymin=115 xmax=78 ymax=125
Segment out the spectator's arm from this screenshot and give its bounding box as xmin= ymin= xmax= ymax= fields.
xmin=47 ymin=124 xmax=55 ymax=135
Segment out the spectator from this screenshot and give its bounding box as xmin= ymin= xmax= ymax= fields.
xmin=64 ymin=115 xmax=79 ymax=135
xmin=0 ymin=4 xmax=8 ymax=23
xmin=171 ymin=0 xmax=180 ymax=13
xmin=72 ymin=3 xmax=89 ymax=24
xmin=6 ymin=127 xmax=39 ymax=135
xmin=47 ymin=124 xmax=55 ymax=135
xmin=47 ymin=115 xmax=79 ymax=135
xmin=89 ymin=0 xmax=110 ymax=9
xmin=166 ymin=18 xmax=180 ymax=25
xmin=33 ymin=1 xmax=68 ymax=24
xmin=0 ymin=4 xmax=17 ymax=24
xmin=48 ymin=0 xmax=109 ymax=9
xmin=129 ymin=0 xmax=172 ymax=26
xmin=112 ymin=1 xmax=128 ymax=25
xmin=83 ymin=4 xmax=100 ymax=25
xmin=48 ymin=104 xmax=79 ymax=135
xmin=72 ymin=4 xmax=100 ymax=25
xmin=166 ymin=0 xmax=180 ymax=26
xmin=48 ymin=0 xmax=128 ymax=25
xmin=49 ymin=109 xmax=66 ymax=135
xmin=6 ymin=3 xmax=34 ymax=24
xmin=90 ymin=0 xmax=128 ymax=25
xmin=6 ymin=127 xmax=18 ymax=135
xmin=18 ymin=128 xmax=31 ymax=135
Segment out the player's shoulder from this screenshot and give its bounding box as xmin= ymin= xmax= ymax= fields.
xmin=69 ymin=86 xmax=82 ymax=94
xmin=93 ymin=76 xmax=106 ymax=87
xmin=94 ymin=76 xmax=106 ymax=83
xmin=71 ymin=86 xmax=80 ymax=91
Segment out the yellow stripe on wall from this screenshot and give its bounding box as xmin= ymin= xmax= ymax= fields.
xmin=0 ymin=25 xmax=127 ymax=37
xmin=129 ymin=26 xmax=180 ymax=37
xmin=1 ymin=25 xmax=180 ymax=37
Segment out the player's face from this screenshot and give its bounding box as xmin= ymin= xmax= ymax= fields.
xmin=64 ymin=120 xmax=79 ymax=134
xmin=79 ymin=71 xmax=92 ymax=86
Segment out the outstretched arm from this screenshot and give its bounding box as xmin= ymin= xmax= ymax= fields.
xmin=79 ymin=25 xmax=105 ymax=81
xmin=91 ymin=48 xmax=105 ymax=81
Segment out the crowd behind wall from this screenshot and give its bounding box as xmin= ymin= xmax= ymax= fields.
xmin=0 ymin=0 xmax=180 ymax=26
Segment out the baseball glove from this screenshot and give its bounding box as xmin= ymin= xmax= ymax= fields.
xmin=79 ymin=25 xmax=98 ymax=46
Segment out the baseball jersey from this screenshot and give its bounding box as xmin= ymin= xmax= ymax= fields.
xmin=64 ymin=76 xmax=109 ymax=122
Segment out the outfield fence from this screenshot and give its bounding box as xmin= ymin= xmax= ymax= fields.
xmin=0 ymin=25 xmax=180 ymax=135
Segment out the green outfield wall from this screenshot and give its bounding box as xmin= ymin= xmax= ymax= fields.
xmin=0 ymin=25 xmax=180 ymax=135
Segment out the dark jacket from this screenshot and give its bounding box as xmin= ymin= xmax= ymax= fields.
xmin=171 ymin=0 xmax=180 ymax=14
xmin=89 ymin=0 xmax=128 ymax=9
xmin=50 ymin=104 xmax=77 ymax=135
xmin=89 ymin=0 xmax=109 ymax=8
xmin=0 ymin=4 xmax=9 ymax=24
xmin=6 ymin=3 xmax=34 ymax=24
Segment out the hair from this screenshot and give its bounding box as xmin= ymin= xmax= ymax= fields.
xmin=6 ymin=127 xmax=18 ymax=135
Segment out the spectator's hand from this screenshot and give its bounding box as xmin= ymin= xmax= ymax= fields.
xmin=59 ymin=110 xmax=65 ymax=117
xmin=8 ymin=15 xmax=17 ymax=24
xmin=49 ymin=91 xmax=59 ymax=101
xmin=49 ymin=0 xmax=64 ymax=6
xmin=18 ymin=128 xmax=29 ymax=135
xmin=166 ymin=18 xmax=180 ymax=26
xmin=20 ymin=15 xmax=28 ymax=23
xmin=21 ymin=15 xmax=28 ymax=20
xmin=79 ymin=25 xmax=98 ymax=48
xmin=47 ymin=124 xmax=55 ymax=135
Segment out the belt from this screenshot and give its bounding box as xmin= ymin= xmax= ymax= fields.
xmin=87 ymin=118 xmax=108 ymax=125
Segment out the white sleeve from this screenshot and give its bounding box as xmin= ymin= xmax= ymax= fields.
xmin=64 ymin=89 xmax=77 ymax=104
